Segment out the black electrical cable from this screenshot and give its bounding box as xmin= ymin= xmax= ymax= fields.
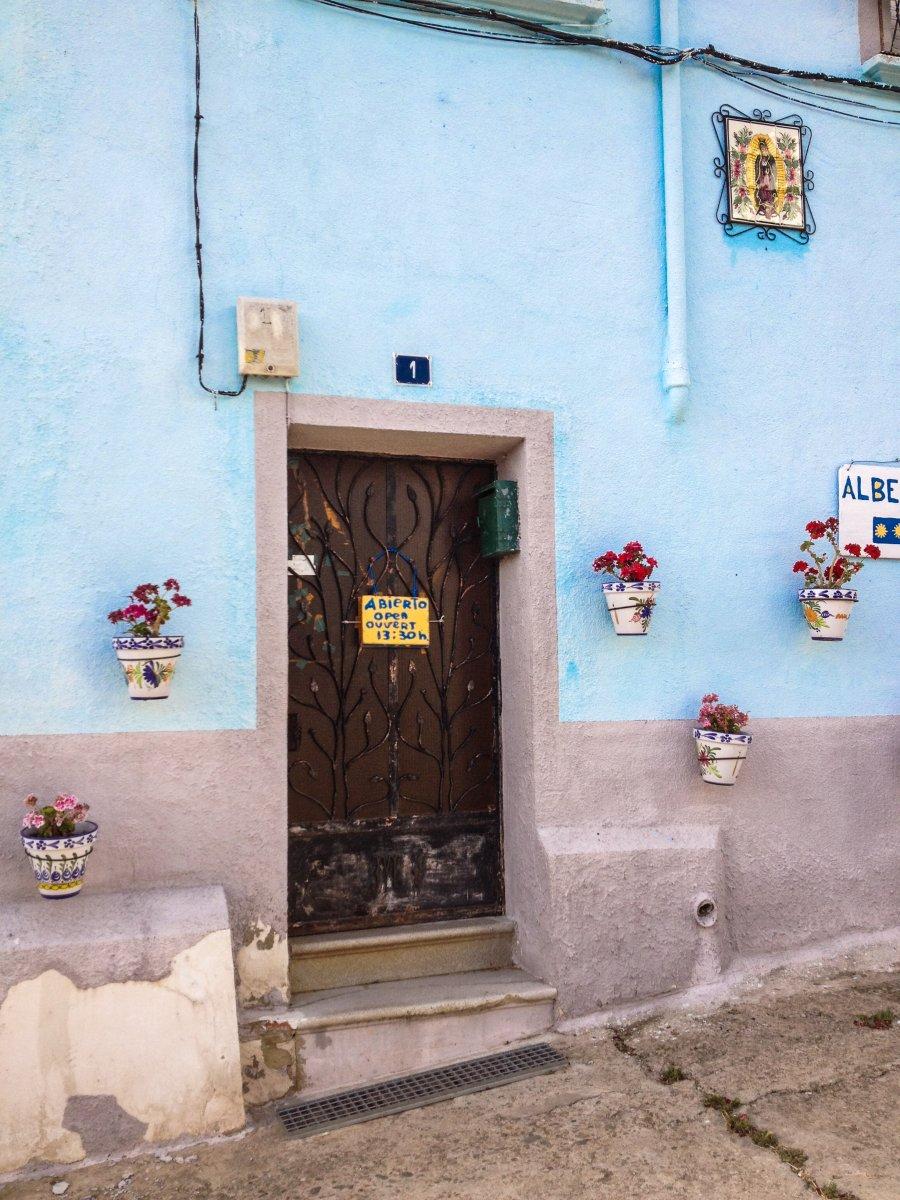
xmin=193 ymin=0 xmax=246 ymax=399
xmin=736 ymin=69 xmax=900 ymax=113
xmin=703 ymin=60 xmax=900 ymax=127
xmin=703 ymin=41 xmax=899 ymax=93
xmin=315 ymin=0 xmax=553 ymax=42
xmin=305 ymin=0 xmax=900 ymax=98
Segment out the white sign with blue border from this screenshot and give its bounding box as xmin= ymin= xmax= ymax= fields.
xmin=838 ymin=462 xmax=900 ymax=559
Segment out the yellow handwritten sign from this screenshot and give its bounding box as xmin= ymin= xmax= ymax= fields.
xmin=359 ymin=595 xmax=430 ymax=646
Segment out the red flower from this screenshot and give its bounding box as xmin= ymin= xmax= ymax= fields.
xmin=131 ymin=583 xmax=159 ymax=603
xmin=594 ymin=542 xmax=656 ymax=582
xmin=805 ymin=521 xmax=826 ymax=539
xmin=825 ymin=517 xmax=839 ymax=531
xmin=864 ymin=545 xmax=881 ymax=559
xmin=844 ymin=543 xmax=861 ymax=557
xmin=164 ymin=578 xmax=180 ymax=591
xmin=173 ymin=594 xmax=192 ymax=607
xmin=623 ymin=563 xmax=650 ymax=582
xmin=122 ymin=603 xmax=151 ymax=623
xmin=592 ymin=552 xmax=617 ymax=573
xmin=107 ymin=609 xmax=125 ymax=624
xmin=792 ymin=561 xmax=809 ymax=574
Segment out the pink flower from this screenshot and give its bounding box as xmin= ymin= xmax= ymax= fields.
xmin=22 ymin=811 xmax=45 ymax=830
xmin=697 ymin=693 xmax=747 ymax=734
xmin=53 ymin=794 xmax=79 ymax=812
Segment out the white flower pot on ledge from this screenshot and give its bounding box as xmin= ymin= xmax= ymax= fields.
xmin=694 ymin=729 xmax=751 ymax=786
xmin=798 ymin=588 xmax=857 ymax=641
xmin=113 ymin=635 xmax=184 ymax=699
xmin=21 ymin=822 xmax=99 ymax=898
xmin=602 ymin=581 xmax=660 ymax=635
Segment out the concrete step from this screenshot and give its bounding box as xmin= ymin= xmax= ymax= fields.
xmin=289 ymin=916 xmax=515 ymax=993
xmin=243 ymin=967 xmax=556 ymax=1098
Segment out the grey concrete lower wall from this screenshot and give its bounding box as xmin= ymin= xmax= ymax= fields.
xmin=544 ymin=715 xmax=899 ymax=1017
xmin=3 ymin=715 xmax=894 ymax=1023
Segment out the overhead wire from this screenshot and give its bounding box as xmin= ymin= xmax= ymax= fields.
xmin=303 ymin=0 xmax=900 ymax=114
xmin=314 ymin=0 xmax=553 ymax=42
xmin=702 ymin=60 xmax=900 ymax=127
xmin=317 ymin=0 xmax=900 ymax=95
xmin=731 ymin=70 xmax=900 ymax=113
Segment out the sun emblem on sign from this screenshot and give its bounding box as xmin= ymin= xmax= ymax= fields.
xmin=874 ymin=522 xmax=888 ymax=539
xmin=894 ymin=522 xmax=900 ymax=539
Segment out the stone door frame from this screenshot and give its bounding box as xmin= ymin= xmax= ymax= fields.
xmin=254 ymin=391 xmax=558 ymax=981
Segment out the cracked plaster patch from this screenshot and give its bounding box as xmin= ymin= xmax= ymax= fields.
xmin=236 ymin=922 xmax=290 ymax=1006
xmin=0 ymin=931 xmax=245 ymax=1174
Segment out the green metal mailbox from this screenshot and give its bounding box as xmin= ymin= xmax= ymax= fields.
xmin=476 ymin=480 xmax=520 ymax=558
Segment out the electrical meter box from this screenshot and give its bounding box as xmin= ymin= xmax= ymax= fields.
xmin=237 ymin=298 xmax=299 ymax=377
xmin=476 ymin=480 xmax=520 ymax=558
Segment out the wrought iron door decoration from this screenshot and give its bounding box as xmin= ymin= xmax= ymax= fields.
xmin=358 ymin=548 xmax=432 ymax=646
xmin=287 ymin=452 xmax=503 ymax=933
xmin=713 ymin=106 xmax=815 ymax=244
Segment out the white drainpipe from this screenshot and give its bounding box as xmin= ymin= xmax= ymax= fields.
xmin=659 ymin=0 xmax=690 ymax=422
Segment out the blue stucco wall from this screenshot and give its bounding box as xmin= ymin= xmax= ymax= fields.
xmin=1 ymin=0 xmax=897 ymax=735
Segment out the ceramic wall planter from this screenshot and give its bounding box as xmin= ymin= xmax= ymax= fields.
xmin=21 ymin=822 xmax=98 ymax=898
xmin=798 ymin=588 xmax=857 ymax=641
xmin=602 ymin=581 xmax=660 ymax=635
xmin=113 ymin=635 xmax=184 ymax=699
xmin=694 ymin=729 xmax=751 ymax=786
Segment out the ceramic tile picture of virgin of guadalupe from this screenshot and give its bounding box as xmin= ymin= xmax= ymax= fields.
xmin=725 ymin=116 xmax=805 ymax=230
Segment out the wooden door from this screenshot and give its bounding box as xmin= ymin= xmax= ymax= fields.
xmin=287 ymin=451 xmax=503 ymax=934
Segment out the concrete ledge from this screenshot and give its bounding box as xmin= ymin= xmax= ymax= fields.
xmin=0 ymin=885 xmax=231 ymax=1006
xmin=539 ymin=823 xmax=728 ymax=1017
xmin=0 ymin=885 xmax=244 ymax=1176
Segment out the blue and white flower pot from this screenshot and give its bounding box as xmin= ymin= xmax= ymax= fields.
xmin=602 ymin=581 xmax=660 ymax=635
xmin=694 ymin=728 xmax=751 ymax=786
xmin=21 ymin=822 xmax=98 ymax=898
xmin=113 ymin=635 xmax=184 ymax=699
xmin=798 ymin=588 xmax=857 ymax=641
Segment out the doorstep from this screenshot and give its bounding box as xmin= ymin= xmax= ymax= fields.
xmin=289 ymin=915 xmax=516 ymax=991
xmin=240 ymin=967 xmax=556 ymax=1102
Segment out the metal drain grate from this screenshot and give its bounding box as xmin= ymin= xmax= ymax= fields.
xmin=277 ymin=1042 xmax=567 ymax=1138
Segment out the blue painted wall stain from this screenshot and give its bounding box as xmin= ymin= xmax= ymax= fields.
xmin=0 ymin=0 xmax=896 ymax=734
